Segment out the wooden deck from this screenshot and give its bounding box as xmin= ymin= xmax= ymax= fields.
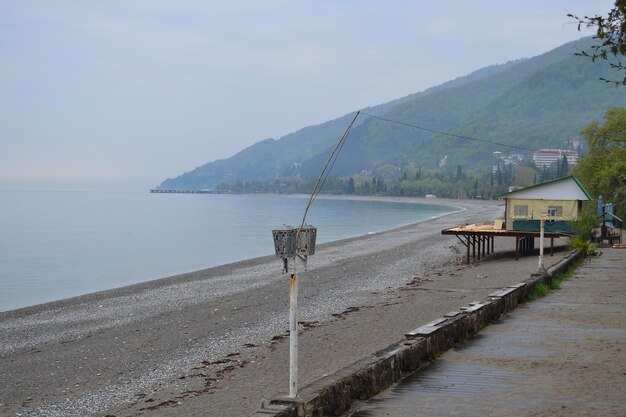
xmin=441 ymin=222 xmax=573 ymax=264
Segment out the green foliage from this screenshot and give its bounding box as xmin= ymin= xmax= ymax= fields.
xmin=568 ymin=198 xmax=600 ymax=255
xmin=216 ymin=166 xmax=505 ymax=199
xmin=549 ymin=278 xmax=561 ymax=290
xmin=573 ymin=107 xmax=626 ymax=220
xmin=514 ymin=166 xmax=537 ymax=187
xmin=568 ymin=199 xmax=600 ymax=254
xmin=569 ymin=235 xmax=598 ymax=255
xmin=553 ymin=259 xmax=583 ymax=289
xmin=529 ymin=282 xmax=550 ymax=300
xmin=569 ymin=2 xmax=626 ymax=85
xmin=344 ymin=177 xmax=356 ymax=194
xmin=569 ymin=202 xmax=599 ymax=243
xmin=527 ymin=258 xmax=583 ymax=298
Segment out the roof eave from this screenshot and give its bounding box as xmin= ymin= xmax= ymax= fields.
xmin=495 ymin=175 xmax=592 ymax=201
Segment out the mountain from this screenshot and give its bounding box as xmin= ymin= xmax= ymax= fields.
xmin=158 ymin=37 xmax=626 ymax=190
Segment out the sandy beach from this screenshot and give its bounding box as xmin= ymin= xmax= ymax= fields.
xmin=0 ymin=198 xmax=571 ymax=417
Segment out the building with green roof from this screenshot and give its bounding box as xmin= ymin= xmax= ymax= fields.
xmin=496 ymin=176 xmax=592 ymax=234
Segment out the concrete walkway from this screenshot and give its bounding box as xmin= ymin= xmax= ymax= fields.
xmin=350 ymin=248 xmax=626 ymax=417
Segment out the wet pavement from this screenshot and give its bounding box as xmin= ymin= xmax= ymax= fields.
xmin=350 ymin=248 xmax=626 ymax=417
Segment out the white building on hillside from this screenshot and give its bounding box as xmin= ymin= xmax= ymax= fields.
xmin=532 ymin=148 xmax=578 ymax=168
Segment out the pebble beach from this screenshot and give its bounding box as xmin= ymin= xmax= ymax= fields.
xmin=0 ymin=198 xmax=571 ymax=417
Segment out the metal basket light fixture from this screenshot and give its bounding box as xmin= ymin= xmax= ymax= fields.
xmin=272 ymin=224 xmax=317 ymax=272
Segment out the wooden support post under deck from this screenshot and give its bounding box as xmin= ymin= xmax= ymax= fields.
xmin=472 ymin=235 xmax=476 ymax=261
xmin=440 ymin=225 xmax=568 ymax=265
xmin=522 ymin=237 xmax=530 ymax=256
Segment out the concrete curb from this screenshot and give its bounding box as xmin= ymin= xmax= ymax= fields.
xmin=252 ymin=249 xmax=584 ymax=417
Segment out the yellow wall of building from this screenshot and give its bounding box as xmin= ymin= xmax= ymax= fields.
xmin=507 ymin=198 xmax=580 ymax=221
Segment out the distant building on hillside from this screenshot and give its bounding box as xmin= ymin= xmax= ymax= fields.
xmin=532 ymin=148 xmax=578 ymax=168
xmin=568 ymin=138 xmax=584 ymax=153
xmin=491 ymin=151 xmax=524 ymax=174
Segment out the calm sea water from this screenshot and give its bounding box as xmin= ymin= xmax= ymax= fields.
xmin=0 ymin=190 xmax=458 ymax=312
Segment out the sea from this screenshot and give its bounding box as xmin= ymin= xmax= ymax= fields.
xmin=0 ymin=190 xmax=459 ymax=312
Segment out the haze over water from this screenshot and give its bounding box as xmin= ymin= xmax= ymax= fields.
xmin=0 ymin=190 xmax=458 ymax=312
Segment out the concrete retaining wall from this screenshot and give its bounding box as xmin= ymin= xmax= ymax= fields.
xmin=252 ymin=249 xmax=584 ymax=417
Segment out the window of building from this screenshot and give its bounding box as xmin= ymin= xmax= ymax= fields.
xmin=548 ymin=206 xmax=563 ymax=217
xmin=513 ymin=205 xmax=528 ymax=217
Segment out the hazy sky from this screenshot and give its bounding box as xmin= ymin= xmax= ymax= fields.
xmin=0 ymin=1 xmax=614 ymax=190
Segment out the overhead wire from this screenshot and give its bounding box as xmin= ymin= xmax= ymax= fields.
xmin=359 ymin=112 xmax=533 ymax=152
xmin=293 ymin=110 xmax=360 ymax=272
xmin=298 ymin=110 xmax=533 ymax=230
xmin=314 ymin=124 xmax=349 ymax=200
xmin=298 ymin=111 xmax=360 ymax=230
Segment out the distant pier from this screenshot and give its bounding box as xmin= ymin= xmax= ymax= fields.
xmin=150 ymin=189 xmax=226 ymax=194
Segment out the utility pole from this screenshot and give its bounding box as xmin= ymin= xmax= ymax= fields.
xmin=536 ymin=219 xmax=547 ymax=275
xmin=272 ymin=111 xmax=360 ymax=398
xmin=289 ymin=271 xmax=298 ymax=397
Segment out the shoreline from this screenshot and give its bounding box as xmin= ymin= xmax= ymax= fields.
xmin=0 ymin=196 xmax=471 ymax=317
xmin=1 ymin=199 xmax=562 ymax=417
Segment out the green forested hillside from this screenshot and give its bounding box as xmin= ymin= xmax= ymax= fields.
xmin=158 ymin=37 xmax=625 ymax=191
xmin=433 ymin=55 xmax=626 ymax=168
xmin=158 ymin=57 xmax=525 ymax=190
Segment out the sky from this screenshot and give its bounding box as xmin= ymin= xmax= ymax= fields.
xmin=0 ymin=1 xmax=615 ymax=190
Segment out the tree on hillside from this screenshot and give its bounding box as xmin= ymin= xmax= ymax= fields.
xmin=344 ymin=177 xmax=356 ymax=194
xmin=514 ymin=166 xmax=536 ymax=187
xmin=455 ymin=164 xmax=464 ymax=181
xmin=569 ymin=1 xmax=626 ymax=85
xmin=573 ymin=107 xmax=626 ymax=219
xmin=558 ymin=154 xmax=570 ymax=177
